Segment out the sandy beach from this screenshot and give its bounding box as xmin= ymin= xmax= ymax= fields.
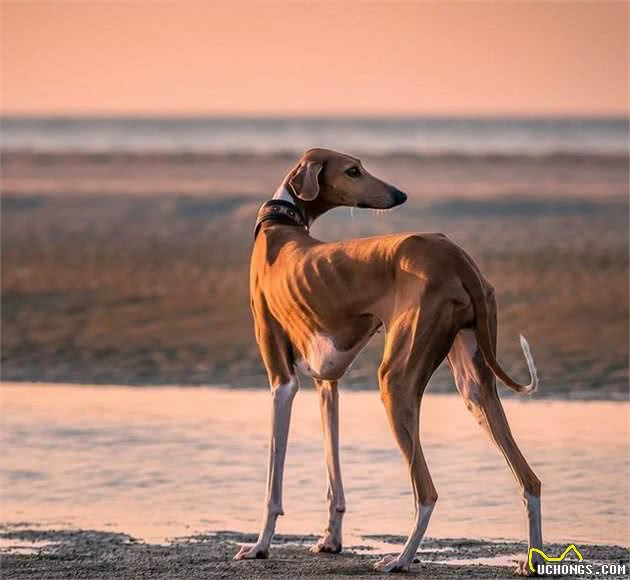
xmin=2 ymin=151 xmax=628 ymax=396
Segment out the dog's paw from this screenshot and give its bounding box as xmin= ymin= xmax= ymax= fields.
xmin=373 ymin=554 xmax=410 ymax=573
xmin=233 ymin=543 xmax=269 ymax=560
xmin=513 ymin=559 xmax=537 ymax=576
xmin=310 ymin=534 xmax=342 ymax=554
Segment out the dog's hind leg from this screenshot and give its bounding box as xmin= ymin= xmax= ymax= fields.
xmin=310 ymin=379 xmax=346 ymax=554
xmin=448 ymin=320 xmax=543 ymax=576
xmin=374 ymin=299 xmax=457 ymax=573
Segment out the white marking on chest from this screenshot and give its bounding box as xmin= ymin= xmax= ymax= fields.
xmin=296 ymin=334 xmax=358 ymax=380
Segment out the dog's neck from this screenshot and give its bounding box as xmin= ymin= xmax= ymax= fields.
xmin=254 ymin=185 xmax=310 ymax=239
xmin=272 ymin=183 xmax=334 ymax=226
xmin=272 ymin=184 xmax=311 ymax=223
xmin=254 ymin=181 xmax=334 ymax=239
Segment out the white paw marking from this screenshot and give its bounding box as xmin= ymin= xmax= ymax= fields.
xmin=310 ymin=534 xmax=342 ymax=554
xmin=513 ymin=559 xmax=535 ymax=576
xmin=373 ymin=554 xmax=410 ymax=573
xmin=234 ymin=543 xmax=269 ymax=560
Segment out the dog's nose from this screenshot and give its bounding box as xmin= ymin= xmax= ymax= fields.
xmin=391 ymin=188 xmax=408 ymax=205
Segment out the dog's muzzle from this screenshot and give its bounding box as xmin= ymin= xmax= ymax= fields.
xmin=390 ymin=187 xmax=408 ymax=206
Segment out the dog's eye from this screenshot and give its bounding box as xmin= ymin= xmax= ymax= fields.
xmin=345 ymin=166 xmax=361 ymax=178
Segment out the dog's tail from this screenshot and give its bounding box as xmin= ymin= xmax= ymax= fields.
xmin=459 ymin=258 xmax=539 ymax=394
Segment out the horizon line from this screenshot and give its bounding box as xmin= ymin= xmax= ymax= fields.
xmin=2 ymin=112 xmax=628 ymax=121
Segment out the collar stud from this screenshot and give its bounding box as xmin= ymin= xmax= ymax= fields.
xmin=254 ymin=199 xmax=308 ymax=238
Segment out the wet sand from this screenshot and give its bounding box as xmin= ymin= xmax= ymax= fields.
xmin=1 ymin=528 xmax=628 ymax=580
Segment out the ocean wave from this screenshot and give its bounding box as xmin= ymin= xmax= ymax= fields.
xmin=1 ymin=116 xmax=627 ymax=158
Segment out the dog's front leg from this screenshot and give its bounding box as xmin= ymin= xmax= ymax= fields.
xmin=310 ymin=379 xmax=346 ymax=554
xmin=234 ymin=376 xmax=299 ymax=560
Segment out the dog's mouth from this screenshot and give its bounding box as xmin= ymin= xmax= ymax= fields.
xmin=357 ymin=190 xmax=407 ymax=210
xmin=356 ymin=202 xmax=395 ymax=210
xmin=357 ymin=199 xmax=406 ymax=210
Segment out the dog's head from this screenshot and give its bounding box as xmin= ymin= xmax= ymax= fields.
xmin=286 ymin=148 xmax=407 ymax=212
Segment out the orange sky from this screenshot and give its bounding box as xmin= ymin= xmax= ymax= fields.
xmin=1 ymin=1 xmax=628 ymax=116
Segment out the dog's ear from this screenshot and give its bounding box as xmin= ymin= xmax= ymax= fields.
xmin=288 ymin=161 xmax=323 ymax=201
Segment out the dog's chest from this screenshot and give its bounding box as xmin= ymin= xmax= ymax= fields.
xmin=295 ymin=332 xmax=369 ymax=381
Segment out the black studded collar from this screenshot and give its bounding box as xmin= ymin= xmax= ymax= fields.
xmin=254 ymin=199 xmax=309 ymax=238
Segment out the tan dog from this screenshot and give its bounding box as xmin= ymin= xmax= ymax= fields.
xmin=236 ymin=148 xmax=542 ymax=575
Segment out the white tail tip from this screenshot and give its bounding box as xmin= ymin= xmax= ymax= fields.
xmin=519 ymin=334 xmax=539 ymax=393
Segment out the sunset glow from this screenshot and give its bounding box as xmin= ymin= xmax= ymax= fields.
xmin=2 ymin=1 xmax=628 ymax=116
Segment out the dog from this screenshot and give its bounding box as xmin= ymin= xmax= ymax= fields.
xmin=235 ymin=148 xmax=542 ymax=575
